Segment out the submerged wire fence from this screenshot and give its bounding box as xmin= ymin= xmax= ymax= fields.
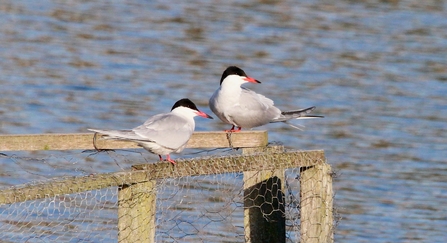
xmin=0 ymin=132 xmax=333 ymax=243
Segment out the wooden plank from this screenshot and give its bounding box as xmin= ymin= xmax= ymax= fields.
xmin=0 ymin=150 xmax=325 ymax=205
xmin=300 ymin=163 xmax=334 ymax=243
xmin=118 ymin=179 xmax=157 ymax=243
xmin=0 ymin=131 xmax=268 ymax=151
xmin=243 ymin=146 xmax=286 ymax=243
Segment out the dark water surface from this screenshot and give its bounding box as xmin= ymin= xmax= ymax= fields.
xmin=1 ymin=0 xmax=447 ymax=242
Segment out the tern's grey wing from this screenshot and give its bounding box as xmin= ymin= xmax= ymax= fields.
xmin=229 ymin=88 xmax=281 ymax=127
xmin=240 ymin=87 xmax=275 ymax=109
xmin=132 ymin=113 xmax=193 ymax=150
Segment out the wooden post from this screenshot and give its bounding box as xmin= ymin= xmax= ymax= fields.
xmin=118 ymin=179 xmax=157 ymax=243
xmin=300 ymin=163 xmax=333 ymax=243
xmin=243 ymin=146 xmax=286 ymax=243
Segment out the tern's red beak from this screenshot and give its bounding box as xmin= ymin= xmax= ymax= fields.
xmin=244 ymin=76 xmax=261 ymax=84
xmin=197 ymin=111 xmax=213 ymax=119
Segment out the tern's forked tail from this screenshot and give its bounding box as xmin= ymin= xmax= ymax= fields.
xmin=273 ymin=106 xmax=324 ymax=122
xmin=88 ymin=129 xmax=143 ymax=141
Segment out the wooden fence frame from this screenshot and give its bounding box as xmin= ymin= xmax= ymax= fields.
xmin=0 ymin=131 xmax=333 ymax=243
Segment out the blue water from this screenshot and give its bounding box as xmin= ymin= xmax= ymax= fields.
xmin=1 ymin=0 xmax=447 ymax=242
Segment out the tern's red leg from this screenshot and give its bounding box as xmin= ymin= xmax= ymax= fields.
xmin=158 ymin=155 xmax=163 ymax=161
xmin=224 ymin=125 xmax=235 ymax=132
xmin=224 ymin=125 xmax=242 ymax=133
xmin=166 ymin=155 xmax=176 ymax=165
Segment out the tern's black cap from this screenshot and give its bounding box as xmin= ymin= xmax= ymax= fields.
xmin=171 ymin=98 xmax=199 ymax=111
xmin=220 ymin=66 xmax=248 ymax=85
xmin=219 ymin=66 xmax=260 ymax=85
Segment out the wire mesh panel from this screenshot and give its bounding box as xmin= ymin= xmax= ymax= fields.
xmin=0 ymin=188 xmax=118 ymax=242
xmin=0 ymin=148 xmax=332 ymax=242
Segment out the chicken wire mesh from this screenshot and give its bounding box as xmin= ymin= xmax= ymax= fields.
xmin=0 ymin=148 xmax=333 ymax=242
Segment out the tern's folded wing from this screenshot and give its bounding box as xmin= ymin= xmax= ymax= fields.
xmin=236 ymin=88 xmax=281 ymax=122
xmin=132 ymin=113 xmax=193 ymax=150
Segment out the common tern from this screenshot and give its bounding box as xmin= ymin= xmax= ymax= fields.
xmin=209 ymin=66 xmax=322 ymax=132
xmin=89 ymin=98 xmax=213 ymax=165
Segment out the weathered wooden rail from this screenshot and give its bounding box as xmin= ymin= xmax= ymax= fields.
xmin=0 ymin=131 xmax=333 ymax=243
xmin=0 ymin=131 xmax=267 ymax=151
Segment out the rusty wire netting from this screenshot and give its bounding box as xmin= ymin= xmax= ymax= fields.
xmin=0 ymin=148 xmax=333 ymax=242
